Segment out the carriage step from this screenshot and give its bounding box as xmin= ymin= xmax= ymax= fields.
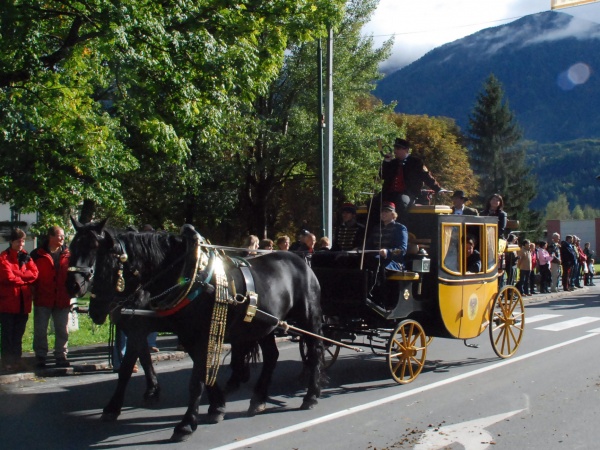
xmin=365 ymin=298 xmax=393 ymax=319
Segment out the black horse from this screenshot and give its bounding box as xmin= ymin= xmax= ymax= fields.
xmin=66 ymin=218 xmax=324 ymax=442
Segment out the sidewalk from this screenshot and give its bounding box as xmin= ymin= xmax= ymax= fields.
xmin=0 ymin=335 xmax=188 ymax=385
xmin=0 ymin=284 xmax=595 ymax=385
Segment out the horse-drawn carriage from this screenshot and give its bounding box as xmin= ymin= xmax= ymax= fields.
xmin=307 ymin=204 xmax=525 ymax=384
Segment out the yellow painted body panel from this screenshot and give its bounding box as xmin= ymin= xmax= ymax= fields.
xmin=439 ymin=278 xmax=497 ymax=339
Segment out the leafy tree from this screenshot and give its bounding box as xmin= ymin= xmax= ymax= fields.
xmin=467 ymin=74 xmax=537 ymax=229
xmin=0 ymin=0 xmax=345 ymax=228
xmin=572 ymin=205 xmax=585 ymax=220
xmin=219 ymin=0 xmax=397 ymax=238
xmin=545 ymin=194 xmax=571 ymax=221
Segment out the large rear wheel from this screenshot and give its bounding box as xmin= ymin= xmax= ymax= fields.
xmin=387 ymin=319 xmax=427 ymax=384
xmin=489 ymin=285 xmax=525 ymax=358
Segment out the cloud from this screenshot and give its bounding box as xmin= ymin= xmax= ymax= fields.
xmin=363 ymin=0 xmax=600 ymax=71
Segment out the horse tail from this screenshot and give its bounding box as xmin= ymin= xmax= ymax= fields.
xmin=244 ymin=342 xmax=261 ymax=365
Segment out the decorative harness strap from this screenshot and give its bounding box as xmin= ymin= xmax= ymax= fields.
xmin=205 ymin=257 xmax=230 ymax=386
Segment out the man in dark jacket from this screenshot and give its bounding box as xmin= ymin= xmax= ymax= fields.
xmin=332 ymin=203 xmax=365 ymax=251
xmin=378 ymin=138 xmax=443 ymax=223
xmin=450 ymin=190 xmax=478 ymax=215
xmin=31 ymin=226 xmax=71 ymax=368
xmin=560 ymin=235 xmax=577 ymax=292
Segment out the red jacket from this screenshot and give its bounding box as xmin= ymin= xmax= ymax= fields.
xmin=0 ymin=248 xmax=39 ymax=314
xmin=31 ymin=245 xmax=71 ymax=309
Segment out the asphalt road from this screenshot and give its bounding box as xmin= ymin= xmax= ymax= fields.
xmin=1 ymin=285 xmax=600 ymax=450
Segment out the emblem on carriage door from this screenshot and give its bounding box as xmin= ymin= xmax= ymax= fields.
xmin=468 ymin=294 xmax=478 ymax=320
xmin=403 ymin=289 xmax=410 ymax=300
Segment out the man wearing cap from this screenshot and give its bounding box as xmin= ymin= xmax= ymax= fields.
xmin=379 ymin=138 xmax=443 ymax=222
xmin=332 ymin=203 xmax=366 ymax=251
xmin=450 ymin=190 xmax=478 ymax=215
xmin=368 ymin=201 xmax=408 ymax=270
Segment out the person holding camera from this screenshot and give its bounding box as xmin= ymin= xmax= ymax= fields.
xmin=0 ymin=228 xmax=39 ymax=371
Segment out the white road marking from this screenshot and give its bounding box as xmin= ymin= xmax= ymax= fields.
xmin=525 ymin=313 xmax=561 ymax=323
xmin=414 ymin=409 xmax=524 ymax=450
xmin=534 ymin=316 xmax=600 ymax=331
xmin=211 ymin=333 xmax=599 ymax=450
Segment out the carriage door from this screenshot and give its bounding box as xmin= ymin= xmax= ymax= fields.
xmin=439 ymin=223 xmax=463 ymax=338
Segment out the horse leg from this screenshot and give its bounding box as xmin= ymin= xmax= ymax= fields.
xmin=300 ymin=334 xmax=323 ymax=410
xmin=225 ymin=342 xmax=252 ymax=394
xmin=248 ymin=333 xmax=278 ymax=417
xmin=102 ymin=348 xmax=139 ymax=421
xmin=138 ymin=340 xmax=160 ymax=406
xmin=170 ymin=353 xmax=205 ymax=442
xmin=205 ymin=383 xmax=226 ymax=424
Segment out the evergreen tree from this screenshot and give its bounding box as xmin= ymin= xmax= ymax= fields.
xmin=467 ymin=74 xmax=537 ymax=232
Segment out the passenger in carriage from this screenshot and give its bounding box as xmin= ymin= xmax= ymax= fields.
xmin=276 ymin=235 xmax=290 ymax=251
xmin=466 ymin=236 xmax=482 ymax=273
xmin=450 ymin=190 xmax=478 ymax=215
xmin=332 ymin=203 xmax=365 ymax=251
xmin=367 ymin=201 xmax=408 ymax=271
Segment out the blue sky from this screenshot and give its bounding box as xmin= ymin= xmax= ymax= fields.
xmin=363 ymin=0 xmax=600 ymax=71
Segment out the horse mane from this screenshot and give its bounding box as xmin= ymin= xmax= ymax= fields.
xmin=92 ymin=229 xmax=189 ymax=307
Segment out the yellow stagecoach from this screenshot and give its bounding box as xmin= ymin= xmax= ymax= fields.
xmin=307 ymin=204 xmax=524 ymax=384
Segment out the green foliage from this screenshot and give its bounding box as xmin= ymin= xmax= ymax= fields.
xmin=527 ymin=139 xmax=600 ymax=211
xmin=0 ymin=0 xmax=345 ymax=231
xmin=467 ymin=75 xmax=537 ymax=233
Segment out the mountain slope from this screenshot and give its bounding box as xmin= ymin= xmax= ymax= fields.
xmin=374 ymin=11 xmax=600 ymax=143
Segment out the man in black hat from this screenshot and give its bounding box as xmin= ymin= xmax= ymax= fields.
xmin=450 ymin=190 xmax=478 ymax=215
xmin=378 ymin=138 xmax=443 ymax=223
xmin=332 ymin=203 xmax=365 ymax=251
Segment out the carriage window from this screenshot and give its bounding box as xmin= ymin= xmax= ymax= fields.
xmin=441 ymin=224 xmax=461 ymax=275
xmin=486 ymin=225 xmax=497 ymax=271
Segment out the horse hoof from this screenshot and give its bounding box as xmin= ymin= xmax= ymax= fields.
xmin=248 ymin=401 xmax=266 ymax=417
xmin=300 ymin=398 xmax=318 ymax=410
xmin=101 ymin=412 xmax=120 ymax=422
xmin=170 ymin=431 xmax=192 ymax=443
xmin=207 ymin=412 xmax=225 ymax=424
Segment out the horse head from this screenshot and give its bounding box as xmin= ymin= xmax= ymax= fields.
xmin=68 ymin=216 xmax=124 ymax=324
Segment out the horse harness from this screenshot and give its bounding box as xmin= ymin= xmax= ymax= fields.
xmin=104 ymin=226 xmax=262 ymax=386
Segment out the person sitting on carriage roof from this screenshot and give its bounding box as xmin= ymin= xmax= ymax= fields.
xmin=451 ymin=191 xmax=478 ymax=216
xmin=367 ymin=201 xmax=408 ymax=271
xmin=332 ymin=203 xmax=365 ymax=251
xmin=378 ymin=138 xmax=443 ymax=224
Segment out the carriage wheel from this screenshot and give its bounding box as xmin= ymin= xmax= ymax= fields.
xmin=299 ymin=336 xmax=340 ymax=370
xmin=387 ymin=319 xmax=427 ymax=384
xmin=489 ymin=285 xmax=525 ymax=358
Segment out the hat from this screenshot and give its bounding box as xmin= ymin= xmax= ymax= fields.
xmin=382 ymin=201 xmax=396 ymax=212
xmin=452 ymin=190 xmax=468 ymax=200
xmin=393 ymin=138 xmax=410 ymax=149
xmin=341 ymin=203 xmax=356 ymax=214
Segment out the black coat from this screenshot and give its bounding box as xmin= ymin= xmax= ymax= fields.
xmin=380 ymin=154 xmax=441 ymax=200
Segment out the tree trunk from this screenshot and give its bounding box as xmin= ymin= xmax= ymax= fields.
xmin=79 ymin=199 xmax=96 ymax=224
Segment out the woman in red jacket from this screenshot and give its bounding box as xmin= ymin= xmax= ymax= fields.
xmin=0 ymin=228 xmax=39 ymax=371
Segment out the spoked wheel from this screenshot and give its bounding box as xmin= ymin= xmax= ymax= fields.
xmin=387 ymin=319 xmax=427 ymax=384
xmin=299 ymin=336 xmax=340 ymax=369
xmin=489 ymin=285 xmax=525 ymax=358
